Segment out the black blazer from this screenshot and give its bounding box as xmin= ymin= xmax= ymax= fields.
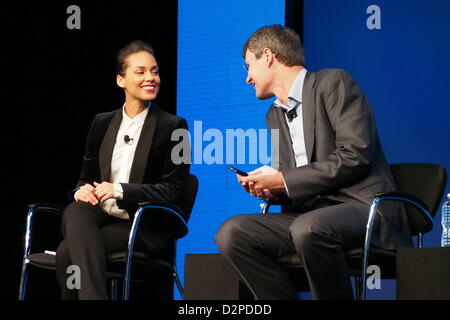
xmin=72 ymin=104 xmax=190 ymax=220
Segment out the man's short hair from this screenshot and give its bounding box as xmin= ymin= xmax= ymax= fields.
xmin=242 ymin=24 xmax=305 ymax=67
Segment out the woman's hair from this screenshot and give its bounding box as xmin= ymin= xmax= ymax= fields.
xmin=242 ymin=24 xmax=305 ymax=67
xmin=116 ymin=40 xmax=155 ymax=76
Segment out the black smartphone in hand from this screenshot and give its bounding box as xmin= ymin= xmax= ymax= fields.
xmin=227 ymin=165 xmax=249 ymax=176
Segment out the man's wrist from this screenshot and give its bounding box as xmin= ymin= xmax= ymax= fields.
xmin=280 ymin=172 xmax=290 ymax=196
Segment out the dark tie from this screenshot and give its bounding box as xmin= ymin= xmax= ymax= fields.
xmin=286 ymin=107 xmax=297 ymax=122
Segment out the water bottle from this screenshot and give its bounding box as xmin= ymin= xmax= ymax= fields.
xmin=441 ymin=193 xmax=450 ymax=247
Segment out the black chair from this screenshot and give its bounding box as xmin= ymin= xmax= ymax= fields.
xmin=259 ymin=163 xmax=447 ymax=300
xmin=18 ymin=173 xmax=198 ymax=300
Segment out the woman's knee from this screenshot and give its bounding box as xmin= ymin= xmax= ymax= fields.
xmin=61 ymin=201 xmax=99 ymax=230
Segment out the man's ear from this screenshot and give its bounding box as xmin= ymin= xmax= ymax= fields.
xmin=116 ymin=75 xmax=125 ymax=88
xmin=263 ymin=48 xmax=275 ymax=66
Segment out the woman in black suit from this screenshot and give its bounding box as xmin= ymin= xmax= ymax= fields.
xmin=55 ymin=40 xmax=189 ymax=299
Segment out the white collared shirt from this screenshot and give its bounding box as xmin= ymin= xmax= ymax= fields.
xmin=75 ymin=103 xmax=150 ymax=220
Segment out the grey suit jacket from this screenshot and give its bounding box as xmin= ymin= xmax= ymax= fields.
xmin=266 ymin=69 xmax=412 ymax=250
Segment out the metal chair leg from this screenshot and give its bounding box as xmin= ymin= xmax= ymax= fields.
xmin=354 ymin=275 xmax=362 ymax=300
xmin=174 ymin=270 xmax=184 ymax=297
xmin=260 ymin=202 xmax=271 ymax=214
xmin=123 ymin=207 xmax=144 ymax=300
xmin=110 ymin=278 xmax=119 ymax=300
xmin=18 ymin=260 xmax=29 ymax=300
xmin=19 ymin=208 xmax=35 ymax=300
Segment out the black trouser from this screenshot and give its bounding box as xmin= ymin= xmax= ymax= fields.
xmin=55 ymin=201 xmax=135 ymax=299
xmin=215 ymin=201 xmax=369 ymax=300
xmin=56 ymin=202 xmax=175 ymax=300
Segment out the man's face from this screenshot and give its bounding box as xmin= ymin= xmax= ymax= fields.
xmin=244 ymin=49 xmax=274 ymax=100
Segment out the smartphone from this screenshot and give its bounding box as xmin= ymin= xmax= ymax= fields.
xmin=227 ymin=165 xmax=249 ymax=176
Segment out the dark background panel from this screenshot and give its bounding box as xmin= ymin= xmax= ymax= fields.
xmin=0 ymin=1 xmax=177 ymax=299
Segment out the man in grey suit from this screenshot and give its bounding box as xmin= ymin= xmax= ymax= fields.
xmin=215 ymin=25 xmax=412 ymax=299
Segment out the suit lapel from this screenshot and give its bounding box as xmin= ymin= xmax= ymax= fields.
xmin=128 ymin=105 xmax=158 ymax=183
xmin=267 ymin=106 xmax=296 ymax=170
xmin=99 ymin=110 xmax=122 ymax=181
xmin=302 ymin=71 xmax=316 ymax=163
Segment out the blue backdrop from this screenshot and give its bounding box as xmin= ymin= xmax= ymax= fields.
xmin=176 ymin=0 xmax=450 ymax=300
xmin=176 ymin=0 xmax=285 ymax=300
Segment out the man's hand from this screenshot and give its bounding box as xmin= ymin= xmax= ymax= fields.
xmin=75 ymin=183 xmax=99 ymax=206
xmin=93 ymin=182 xmax=115 ymax=203
xmin=237 ymin=165 xmax=286 ymax=200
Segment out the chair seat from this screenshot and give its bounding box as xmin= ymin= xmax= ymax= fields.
xmin=27 ymin=251 xmax=175 ymax=279
xmin=276 ymin=247 xmax=397 ymax=278
xmin=27 ymin=253 xmax=57 ymax=270
xmin=345 ymin=247 xmax=397 ymax=278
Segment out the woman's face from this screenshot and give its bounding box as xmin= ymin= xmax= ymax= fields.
xmin=117 ymin=51 xmax=161 ymax=101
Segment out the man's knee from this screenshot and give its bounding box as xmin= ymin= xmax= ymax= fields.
xmin=215 ymin=215 xmax=252 ymax=255
xmin=289 ymin=216 xmax=337 ymax=253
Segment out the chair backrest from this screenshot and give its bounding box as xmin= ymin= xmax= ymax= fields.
xmin=390 ymin=163 xmax=447 ymax=235
xmin=180 ymin=173 xmax=199 ymax=223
